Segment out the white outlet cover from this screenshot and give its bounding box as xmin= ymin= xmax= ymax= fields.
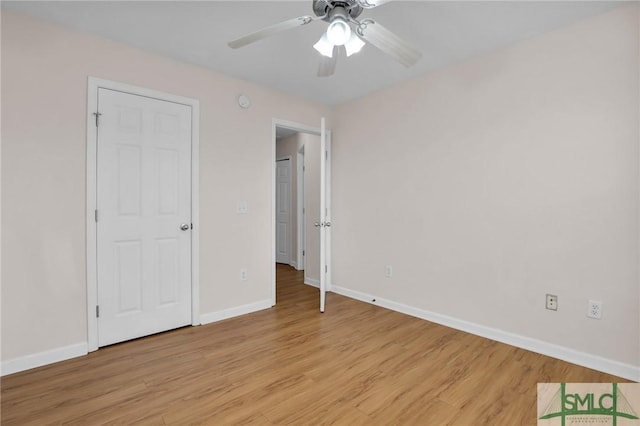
xmin=545 ymin=294 xmax=558 ymax=311
xmin=385 ymin=265 xmax=393 ymax=278
xmin=236 ymin=201 xmax=248 ymax=214
xmin=587 ymin=300 xmax=603 ymax=319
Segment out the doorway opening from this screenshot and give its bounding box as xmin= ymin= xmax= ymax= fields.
xmin=272 ymin=119 xmax=330 ymax=309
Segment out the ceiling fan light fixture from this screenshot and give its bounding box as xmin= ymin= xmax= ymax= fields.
xmin=344 ymin=32 xmax=365 ymax=57
xmin=326 ymin=18 xmax=351 ymax=46
xmin=313 ymin=33 xmax=334 ymax=58
xmin=228 ymin=0 xmax=423 ymax=78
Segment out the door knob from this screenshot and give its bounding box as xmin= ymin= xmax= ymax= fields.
xmin=314 ymin=222 xmax=321 ymax=227
xmin=324 ymin=222 xmax=331 ymax=227
xmin=180 ymin=223 xmax=190 ymax=231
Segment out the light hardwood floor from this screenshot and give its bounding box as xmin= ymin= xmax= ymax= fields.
xmin=1 ymin=264 xmax=628 ymax=425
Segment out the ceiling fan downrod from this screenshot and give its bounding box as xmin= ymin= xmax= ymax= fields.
xmin=313 ymin=0 xmax=363 ymax=21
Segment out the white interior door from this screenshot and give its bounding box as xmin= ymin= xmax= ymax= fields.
xmin=96 ymin=88 xmax=192 ymax=346
xmin=319 ymin=117 xmax=331 ymax=313
xmin=276 ymin=158 xmax=291 ymax=264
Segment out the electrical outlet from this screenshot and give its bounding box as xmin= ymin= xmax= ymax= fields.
xmin=545 ymin=294 xmax=558 ymax=311
xmin=236 ymin=201 xmax=248 ymax=214
xmin=587 ymin=300 xmax=602 ymax=319
xmin=385 ymin=265 xmax=393 ymax=278
xmin=240 ymin=268 xmax=248 ymax=281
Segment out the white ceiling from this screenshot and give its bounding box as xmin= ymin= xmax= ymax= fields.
xmin=3 ymin=1 xmax=626 ymax=106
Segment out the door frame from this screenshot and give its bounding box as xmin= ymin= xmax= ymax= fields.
xmin=86 ymin=77 xmax=200 ymax=352
xmin=271 ymin=118 xmax=331 ymax=306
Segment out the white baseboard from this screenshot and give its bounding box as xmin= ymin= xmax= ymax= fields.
xmin=5 ymin=293 xmax=636 ymax=382
xmin=331 ymin=285 xmax=640 ymax=382
xmin=1 ymin=342 xmax=88 ymax=376
xmin=304 ymin=278 xmax=332 ymax=291
xmin=200 ymin=299 xmax=272 ymax=325
xmin=289 ymin=261 xmax=298 ymax=269
xmin=1 ymin=300 xmax=272 ymax=376
xmin=304 ymin=277 xmax=319 ymax=288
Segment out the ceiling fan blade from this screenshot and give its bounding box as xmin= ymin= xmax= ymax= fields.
xmin=318 ymin=47 xmax=338 ymax=77
xmin=228 ymin=16 xmax=316 ymax=49
xmin=358 ymin=19 xmax=422 ymax=67
xmin=318 ymin=46 xmax=338 ymax=77
xmin=356 ymin=0 xmax=394 ymax=8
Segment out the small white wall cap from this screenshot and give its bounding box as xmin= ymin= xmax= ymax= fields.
xmin=238 ymin=94 xmax=251 ymax=109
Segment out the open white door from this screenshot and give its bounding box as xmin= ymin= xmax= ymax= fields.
xmin=319 ymin=117 xmax=331 ymax=313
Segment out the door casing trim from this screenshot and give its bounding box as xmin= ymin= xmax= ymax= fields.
xmin=86 ymin=77 xmax=200 ymax=352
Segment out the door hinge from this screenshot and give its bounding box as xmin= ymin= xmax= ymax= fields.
xmin=93 ymin=112 xmax=102 ymax=127
xmin=302 ymin=250 xmax=305 ymax=256
xmin=96 ymin=305 xmax=100 ymax=318
xmin=94 ymin=209 xmax=98 ymax=222
xmin=326 ymin=151 xmax=328 ymax=160
xmin=325 ymin=265 xmax=328 ymax=273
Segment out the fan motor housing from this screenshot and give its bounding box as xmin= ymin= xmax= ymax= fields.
xmin=313 ymin=0 xmax=363 ymax=20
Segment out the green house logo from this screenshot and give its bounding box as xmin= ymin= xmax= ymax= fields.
xmin=539 ymin=383 xmax=639 ymax=426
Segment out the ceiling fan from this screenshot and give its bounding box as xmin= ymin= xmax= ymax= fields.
xmin=228 ymin=0 xmax=422 ymax=77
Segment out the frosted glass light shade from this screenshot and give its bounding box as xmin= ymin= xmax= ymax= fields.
xmin=313 ymin=34 xmax=334 ymax=58
xmin=326 ymin=19 xmax=351 ymax=46
xmin=345 ymin=33 xmax=365 ymax=57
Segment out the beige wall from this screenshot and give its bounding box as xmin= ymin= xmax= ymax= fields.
xmin=0 ymin=10 xmax=330 ymax=362
xmin=332 ymin=4 xmax=639 ymax=368
xmin=2 ymin=4 xmax=639 ymax=377
xmin=302 ymin=133 xmax=321 ymax=284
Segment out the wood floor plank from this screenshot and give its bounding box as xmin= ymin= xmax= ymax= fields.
xmin=1 ymin=264 xmax=630 ymax=425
